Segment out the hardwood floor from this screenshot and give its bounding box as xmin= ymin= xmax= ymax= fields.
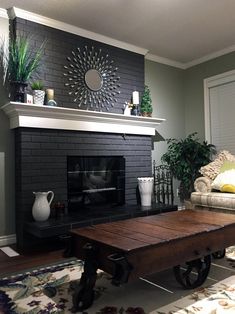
xmin=0 ymin=246 xmax=67 ymax=277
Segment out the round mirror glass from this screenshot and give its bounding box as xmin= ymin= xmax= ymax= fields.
xmin=85 ymin=69 xmax=103 ymax=91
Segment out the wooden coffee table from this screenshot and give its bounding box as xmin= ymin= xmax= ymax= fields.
xmin=69 ymin=209 xmax=235 ymax=311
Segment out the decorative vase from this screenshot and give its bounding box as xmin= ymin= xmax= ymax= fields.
xmin=32 ymin=191 xmax=54 ymax=222
xmin=10 ymin=81 xmax=28 ymax=103
xmin=137 ymin=177 xmax=154 ymax=207
xmin=33 ymin=90 xmax=45 ymax=105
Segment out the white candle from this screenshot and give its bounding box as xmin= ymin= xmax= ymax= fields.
xmin=132 ymin=91 xmax=139 ymax=105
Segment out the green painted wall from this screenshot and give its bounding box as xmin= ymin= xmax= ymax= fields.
xmin=145 ymin=60 xmax=184 ymax=165
xmin=0 ymin=16 xmax=15 ymax=238
xmin=184 ymin=52 xmax=235 ymax=140
xmin=145 ymin=54 xmax=235 ymax=204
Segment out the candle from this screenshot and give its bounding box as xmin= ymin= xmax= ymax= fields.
xmin=132 ymin=91 xmax=139 ymax=105
xmin=46 ymin=89 xmax=54 ymax=100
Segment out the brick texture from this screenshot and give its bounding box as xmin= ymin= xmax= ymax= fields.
xmin=15 ymin=128 xmax=152 ymax=249
xmin=11 ymin=18 xmax=152 ymax=250
xmin=13 ymin=17 xmax=144 ymax=113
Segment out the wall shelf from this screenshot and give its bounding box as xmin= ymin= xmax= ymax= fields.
xmin=2 ymin=102 xmax=165 ymax=136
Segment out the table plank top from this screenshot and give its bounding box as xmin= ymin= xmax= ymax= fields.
xmin=71 ymin=209 xmax=235 ymax=252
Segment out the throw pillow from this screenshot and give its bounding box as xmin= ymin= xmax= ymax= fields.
xmin=211 ymin=169 xmax=235 ymax=192
xmin=220 ymin=160 xmax=235 ymax=173
xmin=199 ymin=150 xmax=235 ymax=180
xmin=221 ymin=184 xmax=235 ymax=193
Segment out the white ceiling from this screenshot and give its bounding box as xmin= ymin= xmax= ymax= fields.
xmin=1 ymin=0 xmax=235 ymax=67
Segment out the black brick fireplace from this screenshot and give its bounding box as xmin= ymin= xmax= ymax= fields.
xmin=5 ymin=12 xmax=174 ymax=252
xmin=15 ymin=127 xmax=153 ymax=250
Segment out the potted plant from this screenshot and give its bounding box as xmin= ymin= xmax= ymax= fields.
xmin=140 ymin=85 xmax=153 ymax=117
xmin=0 ymin=35 xmax=44 ymax=102
xmin=31 ymin=80 xmax=45 ymax=105
xmin=161 ymin=132 xmax=216 ymax=202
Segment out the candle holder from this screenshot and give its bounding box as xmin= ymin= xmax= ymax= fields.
xmin=131 ymin=104 xmax=139 ymax=116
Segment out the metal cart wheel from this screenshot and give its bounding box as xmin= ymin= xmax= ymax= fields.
xmin=173 ymin=255 xmax=211 ymax=289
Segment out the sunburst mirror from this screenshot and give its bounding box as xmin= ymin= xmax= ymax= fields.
xmin=64 ymin=46 xmax=121 ymax=111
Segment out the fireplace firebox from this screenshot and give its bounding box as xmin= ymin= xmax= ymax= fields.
xmin=67 ymin=156 xmax=125 ymax=211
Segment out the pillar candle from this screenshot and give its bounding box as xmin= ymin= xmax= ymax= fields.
xmin=46 ymin=89 xmax=54 ymax=100
xmin=132 ymin=91 xmax=139 ymax=105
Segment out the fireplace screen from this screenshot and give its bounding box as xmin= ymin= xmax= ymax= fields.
xmin=67 ymin=156 xmax=125 ymax=211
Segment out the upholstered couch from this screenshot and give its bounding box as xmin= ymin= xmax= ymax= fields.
xmin=191 ymin=150 xmax=235 ymax=214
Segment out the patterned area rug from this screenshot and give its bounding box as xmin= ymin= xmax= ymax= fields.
xmin=1 ymin=248 xmax=235 ymax=314
xmin=153 ymin=275 xmax=235 ymax=314
xmin=0 ymin=259 xmax=146 ymax=314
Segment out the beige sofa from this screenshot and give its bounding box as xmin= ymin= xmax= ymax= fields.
xmin=191 ymin=150 xmax=235 ymax=214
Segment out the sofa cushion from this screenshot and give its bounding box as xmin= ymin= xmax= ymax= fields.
xmin=211 ymin=169 xmax=235 ymax=192
xmin=199 ymin=150 xmax=235 ymax=180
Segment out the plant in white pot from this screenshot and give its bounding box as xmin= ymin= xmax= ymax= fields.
xmin=31 ymin=80 xmax=45 ymax=105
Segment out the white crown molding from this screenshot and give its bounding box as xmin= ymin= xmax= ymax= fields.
xmin=0 ymin=8 xmax=8 ymax=19
xmin=145 ymin=53 xmax=185 ymax=69
xmin=146 ymin=44 xmax=235 ymax=69
xmin=7 ymin=7 xmax=148 ymax=56
xmin=0 ymin=234 xmax=16 ymax=246
xmin=184 ymin=45 xmax=235 ymax=69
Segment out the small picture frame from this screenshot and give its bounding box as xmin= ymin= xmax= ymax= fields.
xmin=24 ymin=94 xmax=33 ymax=104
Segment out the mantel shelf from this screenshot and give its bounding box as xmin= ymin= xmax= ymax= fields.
xmin=2 ymin=102 xmax=165 ymax=136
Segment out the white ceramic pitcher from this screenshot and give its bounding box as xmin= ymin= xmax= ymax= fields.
xmin=32 ymin=191 xmax=54 ymax=221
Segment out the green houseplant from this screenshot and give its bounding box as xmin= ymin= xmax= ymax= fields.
xmin=0 ymin=35 xmax=44 ymax=102
xmin=31 ymin=80 xmax=44 ymax=90
xmin=140 ymin=85 xmax=153 ymax=117
xmin=161 ymin=132 xmax=216 ymax=201
xmin=31 ymin=80 xmax=45 ymax=105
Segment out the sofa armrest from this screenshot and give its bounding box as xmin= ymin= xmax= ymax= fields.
xmin=194 ymin=176 xmax=212 ymax=193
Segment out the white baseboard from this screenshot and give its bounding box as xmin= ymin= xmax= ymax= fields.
xmin=0 ymin=234 xmax=16 ymax=247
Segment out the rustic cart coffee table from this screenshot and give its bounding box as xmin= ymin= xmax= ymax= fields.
xmin=69 ymin=209 xmax=235 ymax=311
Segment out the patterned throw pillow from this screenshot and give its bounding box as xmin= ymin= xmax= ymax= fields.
xmin=199 ymin=150 xmax=235 ymax=180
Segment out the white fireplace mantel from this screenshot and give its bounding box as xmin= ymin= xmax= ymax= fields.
xmin=2 ymin=102 xmax=165 ymax=136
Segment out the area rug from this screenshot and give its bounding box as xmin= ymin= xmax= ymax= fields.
xmin=226 ymin=246 xmax=235 ymax=261
xmin=1 ymin=250 xmax=235 ymax=314
xmin=0 ymin=259 xmax=147 ymax=314
xmin=153 ymin=275 xmax=235 ymax=314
